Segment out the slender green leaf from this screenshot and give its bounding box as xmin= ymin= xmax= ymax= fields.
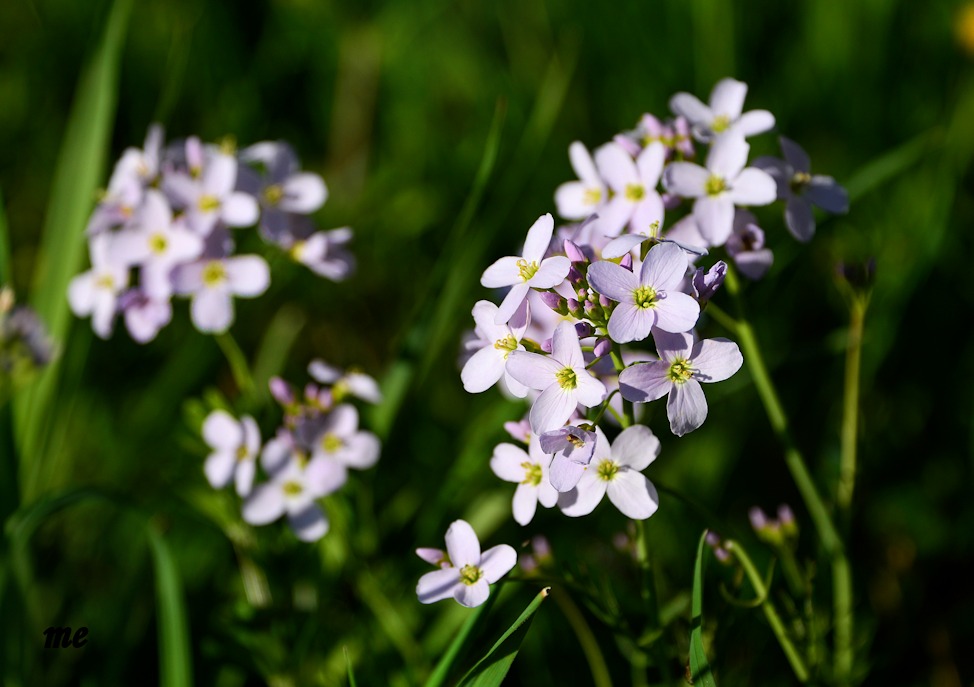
xmin=457 ymin=587 xmax=550 ymax=687
xmin=252 ymin=304 xmax=306 ymax=403
xmin=147 ymin=527 xmax=194 ymax=687
xmin=344 ymin=646 xmax=358 ymax=687
xmin=424 ymin=590 xmax=498 ymax=687
xmin=689 ymin=532 xmax=717 ymax=687
xmin=0 ymin=189 xmax=11 ymax=286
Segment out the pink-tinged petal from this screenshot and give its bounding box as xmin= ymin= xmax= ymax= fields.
xmin=462 ymin=346 xmax=507 ymax=393
xmin=608 ymin=303 xmax=654 ymax=343
xmin=506 ymin=350 xmax=562 ymax=390
xmin=587 ymin=261 xmax=639 ymax=302
xmin=221 ymin=192 xmax=259 ymax=227
xmin=529 ymin=385 xmax=577 ymax=434
xmin=611 ymin=425 xmax=660 ymax=471
xmin=454 ymin=578 xmax=490 ymax=608
xmin=203 ymin=153 xmax=237 ymax=197
xmin=416 ymin=547 xmax=448 ymax=567
xmin=779 ymin=136 xmax=810 ymax=172
xmin=693 ymin=196 xmax=735 ymax=246
xmin=417 ymin=568 xmax=461 ymax=604
xmin=569 ymin=141 xmax=601 ymax=186
xmin=288 ymin=505 xmax=329 ymax=542
xmin=512 ymin=484 xmax=539 ymax=525
xmin=558 ymin=469 xmax=607 ymax=517
xmin=707 ymin=135 xmax=749 ymax=179
xmin=602 ymin=234 xmax=650 ymax=259
xmin=636 ymin=142 xmax=666 ymax=187
xmin=662 ymin=162 xmax=709 ymax=197
xmin=280 ymin=173 xmax=328 ymax=213
xmin=445 ymin=520 xmax=481 ymax=568
xmin=630 ymin=192 xmax=665 ymax=236
xmin=653 ymin=329 xmax=694 ymax=361
xmin=204 ymin=450 xmax=235 ymax=488
xmin=709 ymin=78 xmax=747 ymax=119
xmin=618 ymin=362 xmax=671 ymax=403
xmin=735 ymin=249 xmax=774 ymax=280
xmin=735 ymin=110 xmax=775 ymax=137
xmin=491 ymin=443 xmax=531 ymax=483
xmin=594 ymin=142 xmax=639 ymax=192
xmin=574 ymin=371 xmax=607 ymax=408
xmin=203 ymin=409 xmax=242 ymax=449
xmin=235 ymin=459 xmax=256 ymax=497
xmin=340 ymin=432 xmax=380 ymax=469
xmin=653 ymin=292 xmax=700 ymax=333
xmin=242 ymin=484 xmax=287 ymax=525
xmin=729 ymin=169 xmax=777 ymax=206
xmin=481 ymin=256 xmax=521 ymax=288
xmin=522 ymin=213 xmax=555 ymax=263
xmin=529 ymin=256 xmax=570 ymax=289
xmin=502 ymin=370 xmax=529 ymax=398
xmin=171 ymin=261 xmax=204 ymax=294
xmin=593 ymin=195 xmax=633 ymax=237
xmin=641 ymin=242 xmax=688 ymax=290
xmin=555 ymin=181 xmax=599 ymax=220
xmin=667 ymin=379 xmax=708 ymax=436
xmin=192 ymin=288 xmax=233 ymax=333
xmin=480 ymin=544 xmax=517 ymax=583
xmin=68 ymin=273 xmax=96 ymax=316
xmin=549 ymin=454 xmax=587 ymax=492
xmin=225 ymin=255 xmax=270 ymax=297
xmin=551 ymin=320 xmax=584 ymax=369
xmin=785 ymin=198 xmax=816 ymax=242
xmin=806 ymin=177 xmax=849 ymax=214
xmin=669 ymin=92 xmax=712 ymax=125
xmin=304 ymin=456 xmax=348 ymax=496
xmin=691 ymin=337 xmax=743 ymax=383
xmin=494 ymin=282 xmax=531 ymax=325
xmin=607 ymin=471 xmax=660 ymax=519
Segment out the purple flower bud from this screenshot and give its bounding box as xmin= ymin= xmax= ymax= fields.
xmin=599 ymin=294 xmax=611 ymax=308
xmin=269 ymin=377 xmax=294 ymax=405
xmin=705 ymin=530 xmax=722 ymax=548
xmin=576 ymin=288 xmax=588 ymax=301
xmin=539 ymin=291 xmax=567 ymax=313
xmin=777 ymin=504 xmax=795 ymax=527
xmin=574 ymin=322 xmax=593 ymax=338
xmin=713 ymin=546 xmax=731 ymax=563
xmin=563 ymin=239 xmax=588 ymax=263
xmin=566 ymin=298 xmax=580 ymax=313
xmin=619 ymin=254 xmax=633 ymax=271
xmin=692 ymin=260 xmax=727 ymax=305
xmin=567 ymin=266 xmax=583 ymax=284
xmin=593 ymin=337 xmax=611 ymax=358
xmin=749 ymin=507 xmax=768 ymax=532
xmin=541 ymin=337 xmax=553 ymax=353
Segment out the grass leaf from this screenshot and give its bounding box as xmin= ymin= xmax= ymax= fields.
xmin=147 ymin=527 xmax=194 ymax=687
xmin=689 ymin=532 xmax=717 ymax=687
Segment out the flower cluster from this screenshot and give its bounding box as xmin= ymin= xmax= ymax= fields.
xmin=0 ymin=286 xmax=55 ymax=404
xmin=201 ymin=359 xmax=381 ymax=542
xmin=69 ymin=126 xmax=355 ymax=342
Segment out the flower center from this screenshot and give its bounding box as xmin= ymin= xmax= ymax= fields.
xmin=667 ymin=358 xmax=694 ymax=383
xmin=705 ymin=175 xmax=728 ymax=196
xmin=567 ymin=434 xmax=586 ymax=449
xmin=596 ymin=458 xmax=620 ymax=481
xmin=95 ymin=274 xmax=115 ymax=290
xmin=321 ymin=432 xmax=343 ymax=454
xmin=711 ymin=114 xmax=731 ymax=133
xmin=201 ymin=261 xmax=227 ymax=287
xmin=624 ymin=184 xmax=645 ymax=201
xmin=198 ymin=194 xmax=221 ymax=212
xmin=584 ymin=188 xmax=602 ymax=205
xmin=263 ymin=184 xmax=284 ymax=206
xmin=521 ymin=461 xmax=543 ymax=486
xmin=790 ymin=171 xmax=811 ymax=194
xmin=236 ymin=445 xmax=250 ymax=461
xmin=282 ymin=480 xmax=303 ymax=496
xmin=148 ymin=232 xmax=168 ymax=254
xmin=555 ymin=367 xmax=577 ymax=391
xmin=633 ymin=285 xmax=657 ymax=309
xmin=517 ymin=258 xmax=540 ymax=282
xmin=459 ymin=564 xmax=483 ymax=586
xmin=493 ymin=334 xmax=518 ymax=359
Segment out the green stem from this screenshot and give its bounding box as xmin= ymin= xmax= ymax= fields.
xmin=723 ymin=267 xmax=853 ymax=685
xmin=609 ymin=344 xmax=633 ymax=428
xmin=587 ymin=389 xmax=619 ymax=425
xmin=776 ymin=545 xmax=808 ymax=601
xmin=724 ymin=541 xmax=809 ymax=683
xmin=552 ymin=590 xmax=613 ymax=687
xmin=837 ymin=298 xmax=867 ymax=512
xmin=215 ymin=332 xmax=256 ymax=399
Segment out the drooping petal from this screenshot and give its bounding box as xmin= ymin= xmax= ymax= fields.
xmin=522 ymin=213 xmax=555 ymax=263
xmin=454 ymin=578 xmax=490 ymax=608
xmin=728 ymin=169 xmax=777 ymax=206
xmin=558 ymin=469 xmax=607 ymax=517
xmin=653 ymin=292 xmax=700 ymax=333
xmin=611 ymin=424 xmax=661 ymax=471
xmin=203 ymin=410 xmax=243 ymax=449
xmin=607 ymin=471 xmax=660 ymax=519
xmin=480 ymin=256 xmax=522 ymax=288
xmin=662 ymin=162 xmax=709 ymax=198
xmin=280 ymin=173 xmax=328 ymax=213
xmin=417 ymin=568 xmax=461 ymax=604
xmin=461 ymin=346 xmax=507 ymax=393
xmin=667 ymin=379 xmax=708 ymax=436
xmin=693 ymin=195 xmax=735 ymax=246
xmin=618 ymin=362 xmax=672 ymax=403
xmin=512 ymin=484 xmax=539 ymax=525
xmin=607 ymin=303 xmax=654 ymax=343
xmin=491 ymin=443 xmax=531 ymax=483
xmin=707 ymin=135 xmax=750 ymax=179
xmin=690 ymin=337 xmax=743 ymax=383
xmin=587 ymin=261 xmax=638 ymax=302
xmin=529 ymin=256 xmax=571 ymax=289
xmin=785 ymin=197 xmax=816 ymax=242
xmin=288 ymin=504 xmax=329 ymax=542
xmin=242 ymin=484 xmax=287 ymax=525
xmin=480 ymin=544 xmax=517 ymax=583
xmin=445 ymin=520 xmax=481 ymax=569
xmin=506 ymin=350 xmax=562 ymax=390
xmin=226 ymin=255 xmax=270 ymax=297
xmin=204 ymin=450 xmax=236 ymax=488
xmin=529 ymin=385 xmax=577 ymax=434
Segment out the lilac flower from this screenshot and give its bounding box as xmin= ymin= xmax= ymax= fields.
xmin=507 ymin=321 xmax=606 ymax=433
xmin=165 ymin=144 xmax=259 ymax=235
xmin=202 ymin=410 xmax=260 ymax=496
xmin=416 ymin=548 xmax=450 ymax=568
xmin=490 ymin=436 xmax=558 ymax=525
xmin=726 ymin=210 xmax=773 ymax=280
xmin=615 ymin=114 xmax=695 ymax=160
xmin=68 ymin=234 xmax=128 ymax=338
xmin=416 ymin=520 xmax=516 ymax=607
xmin=593 ymin=141 xmax=666 ymax=237
xmin=119 ymin=289 xmax=172 ymax=343
xmin=540 ymin=425 xmax=598 ymax=492
xmin=669 ymin=78 xmax=775 ymax=141
xmin=289 ymin=227 xmax=356 ymax=280
xmin=87 ymin=154 xmax=146 ymax=234
xmin=691 ymin=260 xmax=727 ymax=305
xmin=555 ymin=141 xmax=607 ymax=221
xmin=663 ymin=135 xmax=776 ymax=246
xmin=619 ymin=329 xmax=743 ymax=436
xmin=308 ymin=359 xmax=382 ymax=404
xmin=504 ymin=417 xmax=532 ymax=444
xmin=481 ymin=213 xmax=571 ymax=324
xmin=173 ymin=255 xmax=270 ymax=333
xmin=461 ymin=299 xmax=530 ymax=398
xmin=587 ymin=242 xmax=700 ymax=343
xmin=558 ymin=425 xmax=661 ymax=519
xmin=309 ymin=404 xmax=381 ymax=479
xmin=753 ymin=136 xmax=849 ymax=242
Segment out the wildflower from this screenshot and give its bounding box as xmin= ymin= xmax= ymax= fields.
xmin=308 ymin=358 xmax=382 ymax=404
xmin=691 ymin=260 xmax=727 ymax=305
xmin=618 ymin=329 xmax=743 ymax=436
xmin=503 ymin=417 xmax=532 ymax=443
xmin=539 ymin=425 xmax=598 ymax=492
xmin=593 ymin=141 xmax=666 ymax=237
xmin=416 ymin=520 xmax=516 ymax=607
xmin=480 ymin=213 xmax=571 ymax=324
xmin=309 ymin=404 xmax=381 ymax=478
xmin=118 ymin=289 xmax=172 ymax=343
xmin=68 ymin=233 xmax=129 ymax=338
xmin=587 ymin=242 xmax=700 ymax=343
xmin=202 ymin=410 xmax=261 ymax=496
xmin=507 ymin=321 xmax=606 ymax=433
xmin=669 ymin=78 xmax=775 ymax=141
xmin=555 ymin=141 xmax=607 ymax=221
xmin=164 ymin=144 xmax=259 ymax=235
xmin=490 ymin=436 xmax=558 ymax=525
xmin=558 ymin=425 xmax=661 ymax=519
xmin=461 ymin=299 xmax=530 ymax=397
xmin=173 ymin=255 xmax=270 ymax=333
xmin=725 ymin=210 xmax=773 ymax=280
xmin=416 ymin=548 xmax=451 ymax=568
xmin=0 ymin=291 xmax=55 ymax=401
xmin=663 ymin=134 xmax=776 ymax=246
xmin=288 ymin=226 xmax=356 ymax=281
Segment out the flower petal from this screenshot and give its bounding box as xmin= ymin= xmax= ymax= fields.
xmin=491 ymin=443 xmax=530 ymax=483
xmin=618 ymin=362 xmax=671 ymax=403
xmin=728 ymin=169 xmax=777 ymax=206
xmin=280 ymin=173 xmax=328 ymax=213
xmin=481 ymin=256 xmax=521 ymax=288
xmin=417 ymin=568 xmax=461 ymax=604
xmin=512 ymin=484 xmax=539 ymax=525
xmin=806 ymin=177 xmax=849 ymax=214
xmin=529 ymin=385 xmax=577 ymax=434
xmin=522 ymin=213 xmax=555 ymax=263
xmin=461 ymin=346 xmax=507 ymax=393
xmin=641 ymin=242 xmax=688 ymax=290
xmin=587 ymin=261 xmax=638 ymax=302
xmin=549 ymin=454 xmax=588 ymax=492
xmin=574 ymin=370 xmax=607 ymax=407
xmin=454 ymin=578 xmax=491 ymax=608
xmin=288 ymin=504 xmax=329 ymax=542
xmin=445 ymin=520 xmax=481 ymax=568
xmin=594 ymin=142 xmax=638 ymax=192
xmin=607 ymin=471 xmax=660 ymax=519
xmin=191 ymin=288 xmax=233 ymax=333
xmin=530 ymin=256 xmax=570 ymax=289
xmin=691 ymin=337 xmax=743 ymax=383
xmin=785 ymin=197 xmax=815 ymax=242
xmin=662 ymin=162 xmax=709 ymax=198
xmin=607 ymin=303 xmax=654 ymax=343
xmin=707 ymin=135 xmax=749 ymax=179
xmin=558 ymin=469 xmax=607 ymax=517
xmin=221 ymin=192 xmax=259 ymax=227
xmin=735 ymin=110 xmax=775 ymax=137
xmin=480 ymin=544 xmax=517 ymax=583
xmin=569 ymin=141 xmax=601 ymax=186
xmin=667 ymin=379 xmax=708 ymax=436
xmin=710 ymin=78 xmax=747 ymax=119
xmin=551 ymin=320 xmax=584 ymax=369
xmin=203 ymin=410 xmax=243 ymax=450
xmin=226 ymin=255 xmax=270 ymax=297
xmin=653 ymin=292 xmax=700 ymax=333
xmin=693 ymin=195 xmax=735 ymax=246
xmin=669 ymin=92 xmax=712 ymax=125
xmin=506 ymin=350 xmax=562 ymax=390
xmin=204 ymin=450 xmax=235 ymax=489
xmin=242 ymin=484 xmax=286 ymax=525
xmin=611 ymin=425 xmax=660 ymax=471
xmin=494 ymin=283 xmax=531 ymax=325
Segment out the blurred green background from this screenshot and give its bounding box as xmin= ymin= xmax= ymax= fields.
xmin=1 ymin=0 xmax=973 ymax=684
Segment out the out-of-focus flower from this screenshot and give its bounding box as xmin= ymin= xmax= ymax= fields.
xmin=173 ymin=255 xmax=270 ymax=333
xmin=726 ymin=210 xmax=774 ymax=280
xmin=309 ymin=404 xmax=381 ymax=480
xmin=68 ymin=233 xmax=128 ymax=338
xmin=308 ymin=358 xmax=382 ymax=404
xmin=202 ymin=410 xmax=261 ymax=496
xmin=416 ymin=520 xmax=516 ymax=607
xmin=555 ymin=141 xmax=607 ymax=221
xmin=669 ymin=78 xmax=775 ymax=141
xmin=289 ymin=226 xmax=356 ymax=281
xmin=0 ymin=288 xmax=55 ymax=402
xmin=119 ymin=289 xmax=172 ymax=343
xmin=165 ymin=142 xmax=259 ymax=235
xmin=539 ymin=424 xmax=598 ymax=492
xmin=592 ymin=141 xmax=666 ymax=237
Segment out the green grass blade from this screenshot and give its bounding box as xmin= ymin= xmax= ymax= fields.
xmin=147 ymin=527 xmax=194 ymax=687
xmin=689 ymin=532 xmax=717 ymax=687
xmin=344 ymin=646 xmax=358 ymax=687
xmin=13 ymin=0 xmax=134 ymax=488
xmin=424 ymin=590 xmax=499 ymax=687
xmin=0 ymin=189 xmax=11 ymax=286
xmin=457 ymin=587 xmax=550 ymax=687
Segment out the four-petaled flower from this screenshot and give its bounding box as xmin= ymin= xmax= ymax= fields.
xmin=555 ymin=141 xmax=607 ymax=221
xmin=461 ymin=299 xmax=530 ymax=398
xmin=490 ymin=436 xmax=558 ymax=525
xmin=593 ymin=141 xmax=666 ymax=237
xmin=202 ymin=410 xmax=260 ymax=496
xmin=669 ymin=78 xmax=775 ymax=141
xmin=173 ymin=255 xmax=270 ymax=333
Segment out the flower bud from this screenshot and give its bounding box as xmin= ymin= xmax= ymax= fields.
xmin=539 ymin=291 xmax=567 ymax=315
xmin=574 ymin=322 xmax=593 ymax=338
xmin=541 ymin=337 xmax=553 ymax=353
xmin=593 ymin=337 xmax=611 ymax=358
xmin=270 ymin=376 xmax=294 ymax=405
xmin=563 ymin=239 xmax=588 ymax=263
xmin=567 ymin=265 xmax=584 ymax=284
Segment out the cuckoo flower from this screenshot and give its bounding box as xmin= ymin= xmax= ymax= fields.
xmin=663 ymin=135 xmax=776 ymax=246
xmin=119 ymin=289 xmax=172 ymax=343
xmin=540 ymin=425 xmax=598 ymax=492
xmin=619 ymin=329 xmax=743 ymax=436
xmin=490 ymin=436 xmax=558 ymax=525
xmin=461 ymin=299 xmax=530 ymax=398
xmin=558 ymin=425 xmax=661 ymax=519
xmin=507 ymin=321 xmax=606 ymax=433
xmin=308 ymin=358 xmax=382 ymax=404
xmin=480 ymin=213 xmax=570 ymax=324
xmin=554 ymin=141 xmax=607 ymax=221
xmin=173 ymin=255 xmax=270 ymax=333
xmin=416 ymin=520 xmax=516 ymax=607
xmin=587 ymin=242 xmax=700 ymax=343
xmin=754 ymin=136 xmax=849 ymax=242
xmin=68 ymin=233 xmax=128 ymax=339
xmin=289 ymin=227 xmax=356 ymax=281
xmin=165 ymin=145 xmax=259 ymax=235
xmin=669 ymin=78 xmax=775 ymax=141
xmin=202 ymin=410 xmax=260 ymax=497
xmin=593 ymin=141 xmax=666 ymax=237
xmin=725 ymin=210 xmax=773 ymax=279
xmin=309 ymin=404 xmax=381 ymax=480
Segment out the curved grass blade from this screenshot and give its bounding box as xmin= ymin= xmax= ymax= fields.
xmin=424 ymin=589 xmax=498 ymax=687
xmin=689 ymin=532 xmax=717 ymax=687
xmin=457 ymin=587 xmax=550 ymax=687
xmin=344 ymin=646 xmax=358 ymax=687
xmin=146 ymin=527 xmax=193 ymax=687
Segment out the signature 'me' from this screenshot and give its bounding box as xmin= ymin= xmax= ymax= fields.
xmin=43 ymin=627 xmax=88 ymax=649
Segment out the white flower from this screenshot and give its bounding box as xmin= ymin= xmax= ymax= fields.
xmin=309 ymin=404 xmax=381 ymax=479
xmin=555 ymin=141 xmax=607 ymax=220
xmin=416 ymin=520 xmax=516 ymax=607
xmin=202 ymin=410 xmax=260 ymax=496
xmin=68 ymin=233 xmax=128 ymax=339
xmin=592 ymin=141 xmax=666 ymax=237
xmin=308 ymin=358 xmax=382 ymax=404
xmin=461 ymin=299 xmax=530 ymax=398
xmin=490 ymin=436 xmax=558 ymax=525
xmin=173 ymin=255 xmax=270 ymax=333
xmin=669 ymin=78 xmax=775 ymax=141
